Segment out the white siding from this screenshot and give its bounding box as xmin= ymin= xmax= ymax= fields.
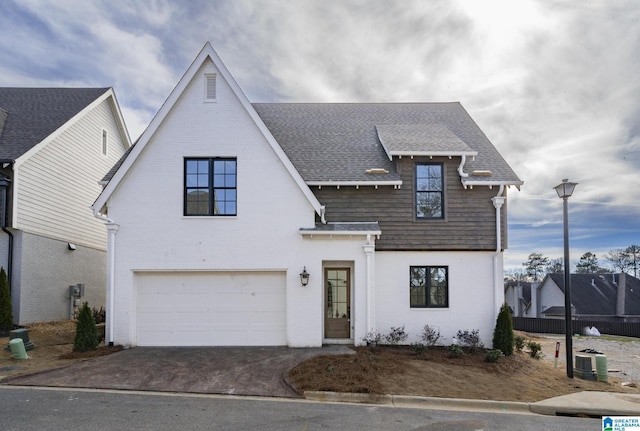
xmin=15 ymin=98 xmax=128 ymax=250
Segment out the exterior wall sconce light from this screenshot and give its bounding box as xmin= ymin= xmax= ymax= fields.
xmin=553 ymin=178 xmax=578 ymax=379
xmin=300 ymin=267 xmax=310 ymax=286
xmin=68 ymin=243 xmax=77 ymax=251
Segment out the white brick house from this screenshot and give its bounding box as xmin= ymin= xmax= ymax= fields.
xmin=94 ymin=42 xmax=522 ymax=348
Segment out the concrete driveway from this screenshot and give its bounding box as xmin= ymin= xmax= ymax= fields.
xmin=2 ymin=346 xmax=353 ymax=397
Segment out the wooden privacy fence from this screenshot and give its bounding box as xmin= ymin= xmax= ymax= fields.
xmin=513 ymin=317 xmax=640 ymax=338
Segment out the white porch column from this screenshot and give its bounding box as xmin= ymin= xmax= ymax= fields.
xmin=105 ymin=222 xmax=119 ymax=346
xmin=363 ymin=236 xmax=376 ymax=332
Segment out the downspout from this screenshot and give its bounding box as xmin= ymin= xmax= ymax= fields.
xmin=491 ymin=185 xmax=506 ymax=320
xmin=96 ymin=212 xmax=118 ymax=347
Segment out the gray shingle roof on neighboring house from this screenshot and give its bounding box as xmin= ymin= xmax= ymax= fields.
xmin=252 ymin=102 xmax=522 ymax=186
xmin=547 ymin=273 xmax=640 ymax=316
xmin=0 ymin=88 xmax=109 ymax=160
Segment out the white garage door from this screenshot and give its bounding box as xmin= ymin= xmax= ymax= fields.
xmin=136 ymin=271 xmax=286 ymax=346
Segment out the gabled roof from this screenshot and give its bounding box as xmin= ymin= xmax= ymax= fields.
xmin=546 ymin=273 xmax=640 ymax=316
xmin=93 ymin=42 xmax=323 ymax=218
xmin=252 ymin=102 xmax=522 ymax=188
xmin=0 ymin=88 xmax=112 ymax=160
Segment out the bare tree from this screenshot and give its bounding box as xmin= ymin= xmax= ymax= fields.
xmin=624 ymin=245 xmax=640 ymax=278
xmin=606 ymin=245 xmax=640 ymax=277
xmin=606 ymin=248 xmax=632 ymax=274
xmin=546 ymin=258 xmax=564 ymax=274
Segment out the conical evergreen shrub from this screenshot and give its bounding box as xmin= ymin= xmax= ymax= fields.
xmin=73 ymin=302 xmax=99 ymax=352
xmin=492 ymin=303 xmax=514 ymax=356
xmin=0 ymin=267 xmax=13 ymax=331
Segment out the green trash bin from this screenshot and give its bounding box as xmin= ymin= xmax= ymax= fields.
xmin=595 ymin=354 xmax=608 ymax=383
xmin=9 ymin=338 xmax=28 ymax=360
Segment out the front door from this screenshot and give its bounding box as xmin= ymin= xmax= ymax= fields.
xmin=325 ymin=268 xmax=350 ymax=339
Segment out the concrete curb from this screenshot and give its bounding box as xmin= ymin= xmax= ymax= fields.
xmin=304 ymin=391 xmax=534 ymax=415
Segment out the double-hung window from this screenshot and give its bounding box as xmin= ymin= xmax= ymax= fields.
xmin=415 ymin=163 xmax=443 ymax=219
xmin=184 ymin=158 xmax=236 ymax=216
xmin=410 ymin=266 xmax=448 ymax=308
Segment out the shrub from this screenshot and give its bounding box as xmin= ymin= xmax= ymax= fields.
xmin=92 ymin=306 xmax=106 ymax=324
xmin=411 ymin=342 xmax=426 ymax=355
xmin=456 ymin=329 xmax=484 ymax=353
xmin=527 ymin=341 xmax=543 ymax=359
xmin=420 ymin=324 xmax=441 ymax=347
xmin=0 ymin=267 xmax=12 ymax=331
xmin=74 ymin=302 xmax=99 ymax=352
xmin=492 ymin=303 xmax=514 ymax=356
xmin=385 ymin=326 xmax=408 ymax=345
xmin=485 ymin=349 xmax=503 ymax=363
xmin=362 ymin=331 xmax=382 ymax=347
xmin=447 ymin=343 xmax=464 ymax=357
xmin=514 ymin=336 xmax=526 ymax=352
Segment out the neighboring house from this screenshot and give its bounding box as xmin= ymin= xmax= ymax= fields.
xmin=504 ymin=280 xmax=533 ymax=317
xmin=0 ymin=88 xmax=131 ymax=324
xmin=535 ymin=273 xmax=640 ymax=321
xmin=93 ymin=42 xmax=522 ymax=348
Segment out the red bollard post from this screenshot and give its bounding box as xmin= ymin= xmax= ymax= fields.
xmin=554 ymin=341 xmax=560 ymax=368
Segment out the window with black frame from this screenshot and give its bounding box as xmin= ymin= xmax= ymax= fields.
xmin=415 ymin=163 xmax=443 ymax=219
xmin=410 ymin=266 xmax=448 ymax=308
xmin=184 ymin=158 xmax=236 ymax=216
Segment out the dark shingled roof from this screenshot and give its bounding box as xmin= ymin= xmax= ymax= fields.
xmin=0 ymin=88 xmax=109 ymax=160
xmin=252 ymin=102 xmax=521 ymax=184
xmin=547 ymin=273 xmax=640 ymax=316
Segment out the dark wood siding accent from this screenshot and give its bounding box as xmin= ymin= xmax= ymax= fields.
xmin=312 ymin=157 xmax=507 ymax=251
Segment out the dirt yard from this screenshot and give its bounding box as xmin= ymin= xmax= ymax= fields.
xmin=288 ymin=332 xmax=640 ymax=402
xmin=2 ymin=323 xmax=639 ymax=403
xmin=0 ymin=321 xmax=121 ymax=380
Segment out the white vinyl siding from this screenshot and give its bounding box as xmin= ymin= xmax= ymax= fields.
xmin=15 ymin=98 xmax=128 ymax=250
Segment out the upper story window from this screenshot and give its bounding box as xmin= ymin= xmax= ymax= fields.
xmin=204 ymin=73 xmax=217 ymax=102
xmin=184 ymin=158 xmax=236 ymax=216
xmin=102 ymin=129 xmax=108 ymax=156
xmin=415 ymin=163 xmax=443 ymax=219
xmin=410 ymin=266 xmax=448 ymax=308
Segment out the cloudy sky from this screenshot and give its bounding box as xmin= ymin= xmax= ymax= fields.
xmin=1 ymin=0 xmax=638 ymax=273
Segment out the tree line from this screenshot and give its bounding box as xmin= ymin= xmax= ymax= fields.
xmin=506 ymin=244 xmax=640 ymax=282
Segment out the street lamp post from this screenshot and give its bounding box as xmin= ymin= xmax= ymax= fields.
xmin=554 ymin=178 xmax=577 ymax=379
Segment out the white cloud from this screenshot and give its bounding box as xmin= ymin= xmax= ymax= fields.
xmin=1 ymin=0 xmax=638 ymax=267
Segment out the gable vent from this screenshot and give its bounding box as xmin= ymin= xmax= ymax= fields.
xmin=205 ymin=74 xmax=217 ymax=101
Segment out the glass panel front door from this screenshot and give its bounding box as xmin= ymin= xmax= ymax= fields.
xmin=325 ymin=268 xmax=350 ymax=339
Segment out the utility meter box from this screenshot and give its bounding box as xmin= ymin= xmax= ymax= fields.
xmin=69 ymin=284 xmax=84 ymax=298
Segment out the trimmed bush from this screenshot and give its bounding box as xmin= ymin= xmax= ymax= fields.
xmin=485 ymin=349 xmax=503 ymax=363
xmin=527 ymin=341 xmax=543 ymax=359
xmin=492 ymin=303 xmax=514 ymax=356
xmin=447 ymin=343 xmax=464 ymax=357
xmin=456 ymin=329 xmax=484 ymax=353
xmin=420 ymin=324 xmax=441 ymax=347
xmin=73 ymin=302 xmax=99 ymax=352
xmin=385 ymin=326 xmax=408 ymax=345
xmin=0 ymin=267 xmax=12 ymax=330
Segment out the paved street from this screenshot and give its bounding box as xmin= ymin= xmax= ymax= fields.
xmin=0 ymin=387 xmax=600 ymax=431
